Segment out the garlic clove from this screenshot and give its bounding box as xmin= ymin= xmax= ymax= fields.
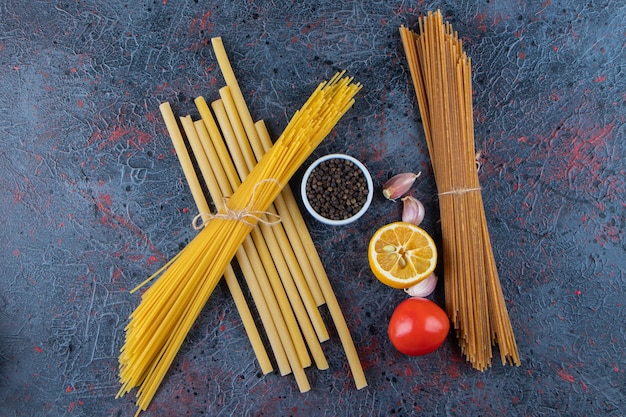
xmin=404 ymin=272 xmax=438 ymax=297
xmin=401 ymin=196 xmax=425 ymax=226
xmin=382 ymin=172 xmax=421 ymax=201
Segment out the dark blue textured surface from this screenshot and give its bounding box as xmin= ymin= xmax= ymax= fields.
xmin=1 ymin=1 xmax=624 ymax=416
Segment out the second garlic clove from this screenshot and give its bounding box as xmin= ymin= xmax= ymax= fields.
xmin=401 ymin=196 xmax=425 ymax=226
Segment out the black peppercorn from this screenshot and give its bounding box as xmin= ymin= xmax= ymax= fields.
xmin=305 ymin=158 xmax=369 ymax=220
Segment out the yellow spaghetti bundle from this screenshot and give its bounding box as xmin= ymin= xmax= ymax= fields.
xmin=117 ymin=71 xmax=361 ymax=415
xmin=400 ymin=11 xmax=520 ymax=370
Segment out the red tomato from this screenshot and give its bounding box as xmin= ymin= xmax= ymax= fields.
xmin=388 ymin=297 xmax=450 ymax=356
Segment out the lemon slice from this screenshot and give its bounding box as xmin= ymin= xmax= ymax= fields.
xmin=368 ymin=222 xmax=437 ymax=289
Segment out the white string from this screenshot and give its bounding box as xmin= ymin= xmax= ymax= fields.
xmin=192 ymin=178 xmax=283 ymax=229
xmin=438 ymin=187 xmax=482 ymax=197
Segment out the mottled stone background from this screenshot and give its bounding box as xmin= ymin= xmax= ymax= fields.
xmin=0 ymin=1 xmax=624 ymax=416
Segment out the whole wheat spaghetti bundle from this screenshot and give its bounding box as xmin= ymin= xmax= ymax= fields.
xmin=117 ymin=72 xmax=361 ymax=415
xmin=400 ymin=10 xmax=519 ymax=370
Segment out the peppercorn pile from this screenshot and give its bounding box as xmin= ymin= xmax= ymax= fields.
xmin=305 ymin=158 xmax=369 ymax=220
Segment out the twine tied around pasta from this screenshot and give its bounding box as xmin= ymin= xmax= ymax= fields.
xmin=438 ymin=187 xmax=482 ymax=197
xmin=192 ymin=178 xmax=283 ymax=229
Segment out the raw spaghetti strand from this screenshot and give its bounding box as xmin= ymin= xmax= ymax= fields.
xmin=400 ymin=10 xmax=520 ymax=370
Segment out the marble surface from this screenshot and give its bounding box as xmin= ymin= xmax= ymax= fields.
xmin=1 ymin=1 xmax=624 ymax=416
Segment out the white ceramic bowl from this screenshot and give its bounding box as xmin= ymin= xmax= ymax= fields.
xmin=300 ymin=153 xmax=373 ymax=226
